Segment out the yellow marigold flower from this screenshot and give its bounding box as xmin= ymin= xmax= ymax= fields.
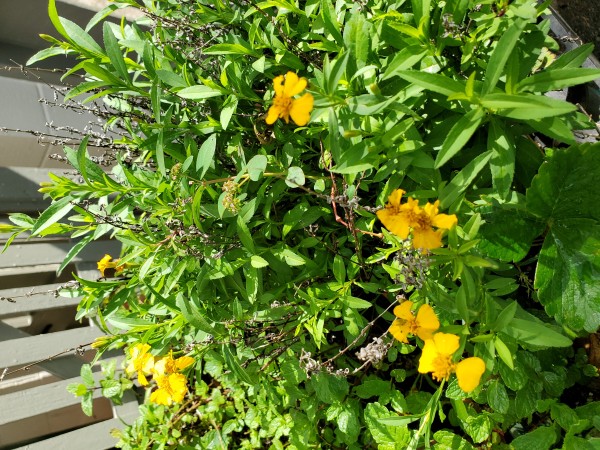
xmin=152 ymin=351 xmax=195 ymax=377
xmin=125 ymin=343 xmax=155 ymax=386
xmin=389 ymin=301 xmax=440 ymax=343
xmin=376 ymin=189 xmax=457 ymax=251
xmin=150 ymin=373 xmax=188 ymax=406
xmin=418 ymin=332 xmax=486 ymax=393
xmin=265 ymin=72 xmax=314 ymax=126
xmin=97 ymin=254 xmax=118 ymax=276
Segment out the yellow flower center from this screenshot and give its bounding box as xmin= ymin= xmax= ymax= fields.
xmin=412 ymin=210 xmax=432 ymax=231
xmin=273 ymin=95 xmax=292 ymax=116
xmin=431 ymin=354 xmax=454 ymax=381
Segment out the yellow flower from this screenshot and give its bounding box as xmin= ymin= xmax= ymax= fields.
xmin=125 ymin=343 xmax=155 ymax=386
xmin=97 ymin=254 xmax=118 ymax=276
xmin=418 ymin=333 xmax=486 ymax=393
xmin=389 ymin=301 xmax=440 ymax=343
xmin=376 ymin=189 xmax=457 ymax=251
xmin=152 ymin=352 xmax=195 ymax=377
xmin=150 ymin=373 xmax=188 ymax=405
xmin=265 ymin=72 xmax=314 ymax=126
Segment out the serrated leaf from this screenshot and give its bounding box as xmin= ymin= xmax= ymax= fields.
xmin=101 ymin=379 xmax=122 ymax=398
xmin=511 ymin=426 xmax=557 ymax=450
xmin=486 ymin=379 xmax=509 ymax=414
xmin=527 ymin=143 xmax=600 ymax=332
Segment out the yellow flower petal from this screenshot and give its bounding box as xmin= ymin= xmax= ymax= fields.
xmin=387 ymin=189 xmax=405 ymax=208
xmin=289 ymin=93 xmax=313 ymax=126
xmin=432 ymin=333 xmax=460 ymax=356
xmin=431 ymin=213 xmax=458 ymax=230
xmin=265 ymin=104 xmax=281 ymax=124
xmin=376 ymin=208 xmax=411 ymax=238
xmin=393 ymin=301 xmax=414 ymax=320
xmin=175 ymin=356 xmax=195 ymax=371
xmin=418 ymin=339 xmax=438 ymax=374
xmin=283 ymin=72 xmax=306 ymax=97
xmin=415 ymin=304 xmax=440 ymax=341
xmin=273 ymin=75 xmax=285 ymax=97
xmin=389 ymin=319 xmax=411 ymax=343
xmin=412 ymin=227 xmax=443 ymax=250
xmin=455 ymin=357 xmax=486 ymax=392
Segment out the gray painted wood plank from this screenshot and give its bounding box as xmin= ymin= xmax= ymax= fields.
xmin=0 ymin=239 xmax=121 ymax=269
xmin=0 ymin=167 xmax=72 ymax=213
xmin=0 ymin=370 xmax=107 ymax=426
xmin=0 ymin=324 xmax=103 ymax=368
xmin=0 ymin=323 xmax=90 ymax=379
xmin=0 ymin=284 xmax=80 ymax=315
xmin=14 ymin=417 xmax=129 ymax=450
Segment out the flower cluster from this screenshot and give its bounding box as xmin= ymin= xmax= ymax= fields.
xmin=265 ymin=72 xmax=314 ymax=126
xmin=125 ymin=344 xmax=195 ymax=406
xmin=389 ymin=302 xmax=485 ymax=393
xmin=377 ymin=189 xmax=457 ymax=251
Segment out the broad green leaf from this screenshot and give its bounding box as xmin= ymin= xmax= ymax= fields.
xmin=364 ymin=402 xmax=411 ymax=447
xmin=247 ymin=155 xmax=267 ymax=181
xmin=486 ymin=379 xmax=509 ymax=414
xmin=527 ymin=143 xmax=600 ymax=332
xmin=435 ymin=108 xmax=486 ymax=168
xmin=196 ymin=134 xmax=217 ymax=178
xmin=220 ymin=95 xmax=238 ymax=130
xmin=478 ymin=207 xmax=544 ymax=262
xmin=26 ymin=47 xmax=67 ymax=65
xmin=250 ymin=255 xmax=269 ymax=268
xmin=382 ymin=46 xmax=428 ymax=80
xmin=80 ymin=364 xmax=94 ymax=386
xmin=61 ymin=17 xmax=105 ymax=57
xmin=31 ymin=196 xmax=73 ymax=237
xmin=394 ymin=70 xmax=465 ymax=97
xmin=511 ymin=426 xmax=557 ymax=450
xmin=494 ymin=336 xmax=514 ymax=369
xmin=433 ymin=430 xmax=475 ymax=450
xmin=517 ymin=68 xmax=600 ymax=93
xmin=310 ymin=372 xmax=349 ymax=404
xmin=285 ymin=166 xmax=305 ymax=187
xmin=482 ymin=18 xmax=526 ymax=94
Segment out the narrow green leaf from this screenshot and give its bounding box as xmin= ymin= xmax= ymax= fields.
xmin=31 ymin=196 xmax=73 ymax=237
xmin=551 ymin=43 xmax=594 ymax=69
xmin=103 ymin=22 xmax=129 ymax=82
xmin=236 ymin=215 xmax=256 ymax=253
xmin=26 ymin=47 xmax=67 ymax=66
xmin=155 ymin=130 xmax=166 ymax=177
xmin=48 ymin=0 xmax=69 ymax=42
xmin=321 ymin=0 xmax=343 ymax=45
xmin=177 ymin=85 xmax=224 ymax=100
xmin=395 ymin=70 xmax=465 ymax=97
xmin=58 ymin=235 xmax=93 ymax=276
xmin=504 ymin=318 xmax=572 ymax=347
xmin=494 ymin=336 xmax=514 ymax=369
xmin=435 ymin=108 xmax=486 ymax=169
xmin=488 ymin=119 xmax=515 ymax=199
xmin=222 ymin=344 xmax=256 ymax=384
xmin=482 ymin=19 xmax=526 ymax=94
xmin=517 ymin=68 xmax=600 ymax=93
xmin=60 ymin=17 xmax=105 ymax=57
xmin=481 ymin=93 xmax=577 ymax=119
xmin=492 ymin=301 xmax=517 ymax=332
xmin=439 ymin=150 xmax=492 ymax=208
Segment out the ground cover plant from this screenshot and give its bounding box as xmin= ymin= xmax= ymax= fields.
xmin=3 ymin=0 xmax=600 ymax=448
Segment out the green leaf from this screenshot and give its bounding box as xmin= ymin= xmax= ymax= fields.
xmin=247 ymin=155 xmax=267 ymax=181
xmin=551 ymin=43 xmax=594 ymax=69
xmin=492 ymin=301 xmax=517 ymax=332
xmin=31 ymin=196 xmax=73 ymax=237
xmin=394 ymin=71 xmax=465 ymax=97
xmin=103 ymin=22 xmax=129 ymax=82
xmin=310 ymin=372 xmax=349 ymax=404
xmin=220 ymin=95 xmax=238 ymax=130
xmin=285 ymin=166 xmax=305 ymax=188
xmin=478 ymin=207 xmax=544 ymax=262
xmin=80 ymin=364 xmax=94 ymax=387
xmin=511 ymin=426 xmax=557 ymax=450
xmin=494 ymin=336 xmax=514 ymax=369
xmin=439 ymin=150 xmax=491 ymax=208
xmin=435 ymin=108 xmax=486 ymax=168
xmin=364 ymin=402 xmax=411 ymax=447
xmin=321 ymin=0 xmax=343 ymax=45
xmin=486 ymin=379 xmax=509 ymax=414
xmin=527 ymin=143 xmax=600 ymax=332
xmin=61 ymin=17 xmax=105 ymax=57
xmin=503 ymin=318 xmax=572 ymax=347
xmin=343 ymin=14 xmax=370 ymax=68
xmin=481 ymin=93 xmax=577 ymax=120
xmin=488 ymin=119 xmax=515 ymax=200
xmin=250 ymin=255 xmax=269 ymax=268
xmin=26 ymin=47 xmax=67 ymax=65
xmin=354 ymin=379 xmax=391 ymax=399
xmin=517 ymin=68 xmax=600 ymax=93
xmin=432 ymin=430 xmax=475 ymax=450
xmin=101 ymin=379 xmax=122 ymax=398
xmin=482 ymin=18 xmax=526 ymax=94
xmin=236 ymin=215 xmax=256 ymax=253
xmin=178 ymin=85 xmax=224 ymax=100
xmin=382 ymin=46 xmax=428 ymax=80
xmin=67 ymin=383 xmax=88 ymax=397
xmin=81 ymin=392 xmax=94 ymax=417
xmin=196 ymin=134 xmax=217 ymax=178
xmin=175 ymin=293 xmax=216 ymax=335
xmin=222 ymin=344 xmax=256 ymax=385
xmin=58 ymin=235 xmax=94 ymax=276
xmin=203 ymin=43 xmax=260 ymax=57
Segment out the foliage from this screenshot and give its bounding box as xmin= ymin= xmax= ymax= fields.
xmin=6 ymin=0 xmax=600 ymax=448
